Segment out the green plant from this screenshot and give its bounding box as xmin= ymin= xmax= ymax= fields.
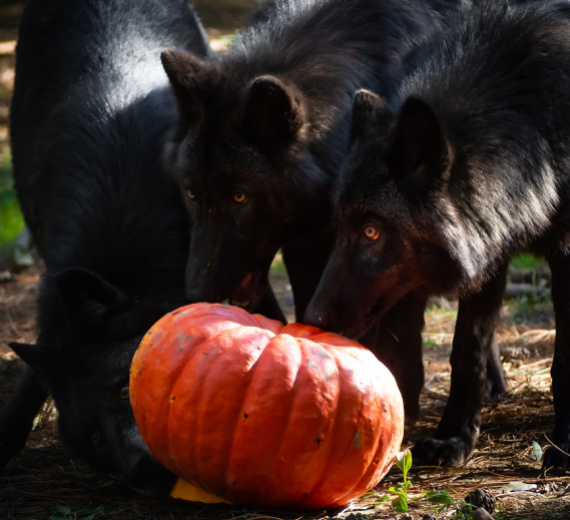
xmin=380 ymin=448 xmax=412 ymax=512
xmin=270 ymin=251 xmax=288 ymax=279
xmin=510 ymin=252 xmax=548 ymax=270
xmin=425 ymin=490 xmax=471 ymax=519
xmin=425 ymin=489 xmax=500 ymax=520
xmin=0 ymin=146 xmax=25 ymax=253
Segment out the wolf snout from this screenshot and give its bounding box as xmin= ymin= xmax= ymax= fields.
xmin=122 ymin=450 xmax=176 ymax=496
xmin=304 ymin=303 xmax=337 ymax=332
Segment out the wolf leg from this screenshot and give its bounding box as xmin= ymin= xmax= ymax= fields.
xmin=0 ymin=368 xmax=48 ymax=468
xmin=413 ymin=262 xmax=509 ymax=466
xmin=543 ymin=250 xmax=570 ymax=468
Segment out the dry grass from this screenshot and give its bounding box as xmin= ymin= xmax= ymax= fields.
xmin=1 ymin=267 xmax=570 ymax=519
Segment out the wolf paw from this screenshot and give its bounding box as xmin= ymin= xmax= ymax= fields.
xmin=542 ymin=443 xmax=570 ymax=469
xmin=412 ymin=436 xmax=474 ymax=466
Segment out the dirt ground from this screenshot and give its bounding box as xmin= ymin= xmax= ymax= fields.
xmin=1 ymin=264 xmax=569 ymax=520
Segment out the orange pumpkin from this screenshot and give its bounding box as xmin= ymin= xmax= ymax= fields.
xmin=130 ymin=303 xmax=404 ymax=509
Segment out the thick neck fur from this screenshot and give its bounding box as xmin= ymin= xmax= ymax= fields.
xmin=394 ymin=2 xmax=568 ymax=290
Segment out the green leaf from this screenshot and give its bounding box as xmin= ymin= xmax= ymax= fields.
xmin=50 ymin=504 xmax=72 ymax=520
xmin=425 ymin=490 xmax=455 ymax=505
xmin=392 ymin=493 xmax=408 ymax=513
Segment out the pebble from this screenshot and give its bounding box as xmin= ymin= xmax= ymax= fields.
xmin=473 ymin=507 xmax=495 ymax=520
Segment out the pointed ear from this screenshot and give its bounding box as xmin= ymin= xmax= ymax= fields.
xmin=240 ymin=75 xmax=305 ymax=144
xmin=387 ymin=96 xmax=452 ymax=194
xmin=9 ymin=342 xmax=53 ymax=381
xmin=54 ymin=267 xmax=128 ymax=328
xmin=350 ymin=89 xmax=392 ymax=145
xmin=161 ymin=49 xmax=212 ymax=126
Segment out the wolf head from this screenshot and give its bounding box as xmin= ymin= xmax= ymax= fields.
xmin=161 ymin=50 xmax=332 ymax=308
xmin=11 ymin=267 xmax=176 ymax=496
xmin=305 ymin=90 xmax=460 ymax=337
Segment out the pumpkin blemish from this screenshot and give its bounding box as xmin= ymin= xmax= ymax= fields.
xmin=354 ymin=431 xmax=361 ymax=449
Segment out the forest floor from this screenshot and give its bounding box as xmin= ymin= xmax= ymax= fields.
xmin=1 ymin=264 xmax=569 ymax=519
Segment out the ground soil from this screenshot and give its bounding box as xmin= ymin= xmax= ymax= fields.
xmin=1 ymin=264 xmax=569 ymax=520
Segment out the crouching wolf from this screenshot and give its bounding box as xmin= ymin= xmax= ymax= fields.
xmin=306 ymin=0 xmax=570 ymax=468
xmin=1 ymin=0 xmax=210 ymax=494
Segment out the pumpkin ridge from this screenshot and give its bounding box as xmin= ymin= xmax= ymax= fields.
xmin=197 ymin=326 xmax=271 ymax=498
xmin=271 ymin=338 xmax=340 ymax=507
xmin=359 ymin=368 xmax=403 ymax=501
xmin=289 ymin=343 xmax=341 ymax=508
xmin=252 ymin=312 xmax=285 ymax=335
xmin=131 ymin=314 xmax=205 ymax=471
xmin=298 ymin=344 xmax=370 ymax=508
xmin=165 ymin=311 xmax=258 ymax=488
xmin=165 ymin=328 xmax=216 ymax=484
xmin=357 ymin=401 xmax=398 ymax=498
xmin=215 ymin=330 xmax=267 ymax=499
xmin=335 ymin=362 xmax=396 ymax=505
xmin=222 ymin=333 xmax=300 ymax=504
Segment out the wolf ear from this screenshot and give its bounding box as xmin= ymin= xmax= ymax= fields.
xmin=9 ymin=342 xmax=53 ymax=381
xmin=350 ymin=89 xmax=392 ymax=145
xmin=161 ymin=49 xmax=212 ymax=126
xmin=386 ymin=96 xmax=452 ymax=194
xmin=55 ymin=267 xmax=128 ymax=328
xmin=54 ymin=267 xmax=173 ymax=340
xmin=241 ymin=75 xmax=305 ymax=144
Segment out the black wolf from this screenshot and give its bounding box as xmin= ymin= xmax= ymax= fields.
xmin=306 ymin=0 xmax=570 ymax=468
xmin=0 ymin=0 xmax=211 ymax=494
xmin=160 ymin=0 xmax=480 ymax=420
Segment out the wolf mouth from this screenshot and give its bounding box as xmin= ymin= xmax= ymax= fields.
xmin=228 ymin=272 xmax=264 ymax=309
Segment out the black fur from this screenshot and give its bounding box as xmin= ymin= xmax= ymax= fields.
xmin=162 ymin=0 xmax=473 ymax=420
xmin=306 ymin=0 xmax=570 ymax=467
xmin=1 ymin=0 xmax=211 ymax=494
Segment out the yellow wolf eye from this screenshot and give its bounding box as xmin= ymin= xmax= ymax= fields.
xmin=364 ymin=224 xmax=380 ymax=241
xmin=233 ymin=191 xmax=247 ymax=204
xmin=186 ymin=189 xmax=195 ymax=200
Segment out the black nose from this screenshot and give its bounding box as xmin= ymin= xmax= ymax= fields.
xmin=185 ymin=285 xmax=229 ymax=304
xmin=123 ymin=451 xmax=177 ymax=496
xmin=303 ymin=301 xmax=331 ymax=330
